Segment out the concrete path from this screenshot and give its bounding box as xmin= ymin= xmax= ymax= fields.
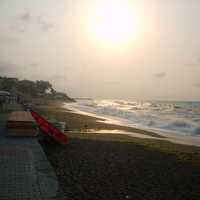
xmin=0 ymin=113 xmax=65 ymax=200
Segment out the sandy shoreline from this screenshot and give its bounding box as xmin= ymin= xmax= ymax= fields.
xmin=38 ymin=100 xmax=163 ymax=137
xmin=60 ymin=101 xmax=200 ymax=147
xmin=37 ymin=100 xmax=200 ymax=200
xmin=36 ymin=101 xmax=200 ymax=164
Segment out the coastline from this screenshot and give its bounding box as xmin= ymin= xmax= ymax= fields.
xmin=37 ymin=100 xmax=200 ymax=200
xmin=63 ymin=101 xmax=200 ymax=147
xmin=36 ymin=101 xmax=200 ymax=164
xmin=43 ymin=100 xmax=200 ymax=147
xmin=37 ymin=100 xmax=163 ymax=138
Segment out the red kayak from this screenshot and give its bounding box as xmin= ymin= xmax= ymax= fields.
xmin=31 ymin=110 xmax=68 ymax=145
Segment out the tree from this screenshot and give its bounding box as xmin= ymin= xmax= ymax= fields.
xmin=16 ymin=80 xmax=37 ymax=97
xmin=35 ymin=80 xmax=53 ymax=95
xmin=0 ymin=76 xmax=74 ymax=101
xmin=0 ymin=77 xmax=18 ymax=91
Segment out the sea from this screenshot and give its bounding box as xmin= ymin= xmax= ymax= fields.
xmin=64 ymin=99 xmax=200 ymax=146
xmin=66 ymin=99 xmax=200 ymax=136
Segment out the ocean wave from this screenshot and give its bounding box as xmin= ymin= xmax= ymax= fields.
xmin=168 ymin=121 xmax=192 ymax=128
xmin=193 ymin=127 xmax=200 ymax=135
xmin=75 ymin=99 xmax=200 ymax=136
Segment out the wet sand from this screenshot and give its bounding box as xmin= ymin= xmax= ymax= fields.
xmin=36 ymin=101 xmax=163 ymax=138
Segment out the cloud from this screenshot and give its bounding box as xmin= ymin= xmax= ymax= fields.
xmin=50 ymin=75 xmax=66 ymax=80
xmin=0 ymin=61 xmax=17 ymax=76
xmin=184 ymin=58 xmax=200 ymax=67
xmin=193 ymin=83 xmax=200 ymax=88
xmin=154 ymin=72 xmax=167 ymax=78
xmin=0 ymin=35 xmax=19 ymax=45
xmin=185 ymin=63 xmax=199 ymax=67
xmin=18 ymin=12 xmax=32 ymax=22
xmin=10 ymin=12 xmax=32 ymax=33
xmin=0 ymin=66 xmax=7 ymax=74
xmin=103 ymin=81 xmax=120 ymax=85
xmin=40 ymin=22 xmax=54 ymax=31
xmin=12 ymin=12 xmax=54 ymax=33
xmin=29 ymin=63 xmax=39 ymax=68
xmin=37 ymin=17 xmax=54 ymax=31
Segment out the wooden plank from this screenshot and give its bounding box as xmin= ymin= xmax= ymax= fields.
xmin=8 ymin=111 xmax=35 ymax=122
xmin=7 ymin=111 xmax=38 ymax=136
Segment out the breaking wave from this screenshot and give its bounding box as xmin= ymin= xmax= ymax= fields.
xmin=68 ymin=99 xmax=200 ymax=136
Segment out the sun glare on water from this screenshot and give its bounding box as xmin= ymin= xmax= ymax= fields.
xmin=87 ymin=0 xmax=138 ymax=47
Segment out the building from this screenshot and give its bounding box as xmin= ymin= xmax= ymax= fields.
xmin=0 ymin=91 xmax=20 ymax=104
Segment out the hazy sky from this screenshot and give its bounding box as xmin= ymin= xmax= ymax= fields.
xmin=0 ymin=0 xmax=200 ymax=100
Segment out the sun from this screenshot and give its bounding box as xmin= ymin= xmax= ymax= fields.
xmin=87 ymin=0 xmax=138 ymax=47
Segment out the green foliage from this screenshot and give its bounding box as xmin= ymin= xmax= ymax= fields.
xmin=0 ymin=77 xmax=18 ymax=91
xmin=16 ymin=80 xmax=38 ymax=97
xmin=0 ymin=76 xmax=71 ymax=100
xmin=36 ymin=80 xmax=53 ymax=94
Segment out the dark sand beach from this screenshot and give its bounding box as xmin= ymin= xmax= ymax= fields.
xmin=37 ymin=101 xmax=200 ymax=200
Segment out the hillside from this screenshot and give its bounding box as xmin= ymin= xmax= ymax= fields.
xmin=0 ymin=76 xmax=74 ymax=102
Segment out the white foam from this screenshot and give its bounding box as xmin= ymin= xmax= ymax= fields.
xmin=64 ymin=101 xmax=200 ymax=147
